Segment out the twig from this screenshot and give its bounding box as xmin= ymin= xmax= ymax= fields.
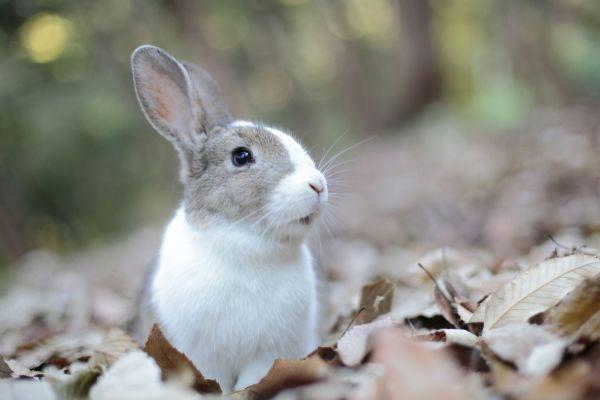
xmin=339 ymin=306 xmax=367 ymax=340
xmin=546 ymin=234 xmax=573 ymax=251
xmin=545 ymin=233 xmax=596 ymax=255
xmin=407 ymin=319 xmax=417 ymax=337
xmin=418 ymin=262 xmax=453 ymax=305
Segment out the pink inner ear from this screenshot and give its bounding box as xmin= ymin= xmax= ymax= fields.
xmin=139 ymin=62 xmax=194 ymax=142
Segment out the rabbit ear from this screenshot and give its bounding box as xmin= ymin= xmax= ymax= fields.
xmin=131 ymin=45 xmax=203 ymax=162
xmin=181 ymin=61 xmax=232 ymax=132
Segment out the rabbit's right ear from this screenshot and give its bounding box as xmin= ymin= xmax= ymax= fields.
xmin=131 ymin=45 xmax=203 ymax=164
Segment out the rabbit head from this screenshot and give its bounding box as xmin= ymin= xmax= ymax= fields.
xmin=131 ymin=45 xmax=327 ymax=241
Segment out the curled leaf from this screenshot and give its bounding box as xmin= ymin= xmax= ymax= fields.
xmin=143 ymin=324 xmax=221 ymax=394
xmin=0 ymin=357 xmax=13 ymax=378
xmin=544 ymin=274 xmax=600 ymax=338
xmin=355 ymin=278 xmax=394 ymax=325
xmin=337 ymin=317 xmax=394 ymax=367
xmin=418 ymin=329 xmax=478 ymax=348
xmin=483 ymin=323 xmax=566 ymax=377
xmin=242 ymin=356 xmax=331 ymax=400
xmin=90 ymin=351 xmax=201 ymax=400
xmin=478 ymin=255 xmax=600 ymax=332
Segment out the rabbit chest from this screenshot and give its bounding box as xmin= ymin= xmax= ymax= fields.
xmin=151 ymin=208 xmax=318 ymax=387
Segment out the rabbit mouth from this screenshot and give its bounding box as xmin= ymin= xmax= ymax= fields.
xmin=298 ymin=214 xmax=314 ymax=225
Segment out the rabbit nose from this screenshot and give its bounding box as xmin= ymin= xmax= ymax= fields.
xmin=308 ymin=181 xmax=324 ymax=195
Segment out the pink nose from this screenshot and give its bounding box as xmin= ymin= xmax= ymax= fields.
xmin=308 ymin=181 xmax=324 ymax=194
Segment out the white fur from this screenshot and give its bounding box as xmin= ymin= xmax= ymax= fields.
xmin=265 ymin=125 xmax=328 ymax=226
xmin=152 ymin=122 xmax=323 ymax=392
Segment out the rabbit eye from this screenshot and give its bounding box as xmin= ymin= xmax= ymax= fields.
xmin=232 ymin=147 xmax=254 ymax=167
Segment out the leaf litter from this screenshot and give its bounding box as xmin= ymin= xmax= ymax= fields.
xmin=2 ymin=110 xmax=600 ymax=399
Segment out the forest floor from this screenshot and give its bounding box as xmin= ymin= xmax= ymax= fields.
xmin=1 ymin=106 xmax=599 ymax=399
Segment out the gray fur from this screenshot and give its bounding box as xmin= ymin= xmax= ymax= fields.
xmin=185 ymin=123 xmax=293 ymax=225
xmin=182 ymin=61 xmax=232 ymax=131
xmin=131 ymin=45 xmax=295 ymax=227
xmin=131 ymin=46 xmax=202 ymax=180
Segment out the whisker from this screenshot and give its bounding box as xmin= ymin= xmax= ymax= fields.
xmin=318 ymin=131 xmax=348 ymax=170
xmin=320 ymin=136 xmax=375 ymax=173
xmin=322 ymin=158 xmax=363 ymax=177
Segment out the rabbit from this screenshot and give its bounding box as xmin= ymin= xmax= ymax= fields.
xmin=130 ymin=45 xmax=327 ymax=393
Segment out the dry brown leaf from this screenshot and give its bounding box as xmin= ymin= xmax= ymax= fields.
xmin=90 ymin=351 xmax=202 ymax=400
xmin=337 ymin=317 xmax=394 ymax=367
xmin=50 ymin=368 xmax=102 ymax=400
xmin=575 ymin=310 xmax=600 ymax=342
xmin=143 ymin=324 xmax=221 ymax=394
xmin=544 ymin=274 xmax=600 ymax=338
xmin=253 ymin=364 xmax=384 ymax=400
xmin=415 ymin=329 xmax=488 ymax=372
xmin=474 ymin=254 xmax=600 ymax=332
xmin=372 ymin=329 xmax=475 ymax=399
xmin=483 ymin=323 xmax=567 ymax=376
xmin=487 ymin=357 xmax=590 ymax=400
xmin=242 ymin=356 xmax=331 ymax=400
xmin=469 ymin=295 xmax=489 ymax=324
xmin=434 ymin=285 xmax=462 ymax=328
xmin=0 ymin=356 xmax=13 ymax=378
xmin=355 ymin=278 xmax=394 ymax=325
xmin=307 ymin=344 xmax=341 ymax=367
xmin=389 ymin=285 xmax=438 ymax=322
xmin=89 ymin=328 xmax=139 ymax=370
xmin=420 ymin=329 xmax=478 ymax=348
xmin=456 ymin=302 xmax=474 ymax=325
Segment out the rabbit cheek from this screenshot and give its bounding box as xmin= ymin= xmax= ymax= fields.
xmin=265 ymin=168 xmax=326 ymax=236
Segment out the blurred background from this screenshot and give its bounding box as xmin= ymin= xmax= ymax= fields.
xmin=1 ymin=0 xmax=600 ymax=270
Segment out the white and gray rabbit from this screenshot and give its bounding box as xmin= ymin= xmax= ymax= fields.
xmin=130 ymin=45 xmax=328 ymax=392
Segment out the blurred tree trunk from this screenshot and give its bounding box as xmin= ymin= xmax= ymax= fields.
xmin=165 ymin=0 xmax=245 ymax=115
xmin=0 ymin=179 xmax=28 ymax=263
xmin=499 ymin=1 xmax=576 ymax=104
xmin=391 ymin=0 xmax=442 ymax=124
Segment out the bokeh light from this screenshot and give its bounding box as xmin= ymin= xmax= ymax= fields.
xmin=20 ymin=13 xmax=72 ymax=63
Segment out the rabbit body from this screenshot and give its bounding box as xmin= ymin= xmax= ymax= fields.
xmin=130 ymin=45 xmax=327 ymax=392
xmin=153 ymin=207 xmax=318 ymax=392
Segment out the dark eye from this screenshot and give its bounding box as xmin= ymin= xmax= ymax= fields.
xmin=232 ymin=147 xmax=254 ymax=167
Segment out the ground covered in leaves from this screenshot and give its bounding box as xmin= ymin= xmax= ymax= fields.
xmin=1 ymin=107 xmax=600 ymax=399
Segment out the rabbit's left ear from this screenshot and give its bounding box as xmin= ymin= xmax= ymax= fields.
xmin=131 ymin=45 xmax=202 ymax=154
xmin=182 ymin=61 xmax=232 ymax=132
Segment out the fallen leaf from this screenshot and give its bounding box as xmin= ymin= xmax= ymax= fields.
xmin=0 ymin=379 xmax=57 ymax=400
xmin=488 ymin=357 xmax=589 ymax=400
xmin=90 ymin=351 xmax=202 ymax=400
xmin=456 ymin=303 xmax=474 ymax=325
xmin=468 ymin=295 xmax=489 ymax=324
xmin=242 ymin=356 xmax=331 ymax=399
xmin=543 ymin=274 xmax=600 ymax=338
xmin=415 ymin=329 xmax=488 ymax=372
xmin=143 ymin=324 xmax=221 ymax=394
xmin=355 ymin=278 xmax=394 ymax=325
xmin=307 ymin=344 xmax=341 ymax=367
xmin=50 ymin=368 xmax=102 ymax=400
xmin=477 ymin=254 xmax=600 ymax=332
xmin=434 ymin=285 xmax=462 ymax=328
xmin=337 ymin=317 xmax=394 ymax=366
xmin=10 ymin=328 xmax=137 ymax=375
xmin=372 ymin=329 xmax=476 ymax=399
xmin=389 ymin=285 xmax=438 ymax=322
xmin=574 ymin=310 xmax=600 ymax=342
xmin=256 ymin=363 xmax=384 ymax=400
xmin=0 ymin=356 xmax=13 ymax=378
xmin=89 ymin=328 xmax=139 ymax=370
xmin=483 ymin=323 xmax=567 ymax=376
xmin=418 ymin=329 xmax=478 ymax=348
